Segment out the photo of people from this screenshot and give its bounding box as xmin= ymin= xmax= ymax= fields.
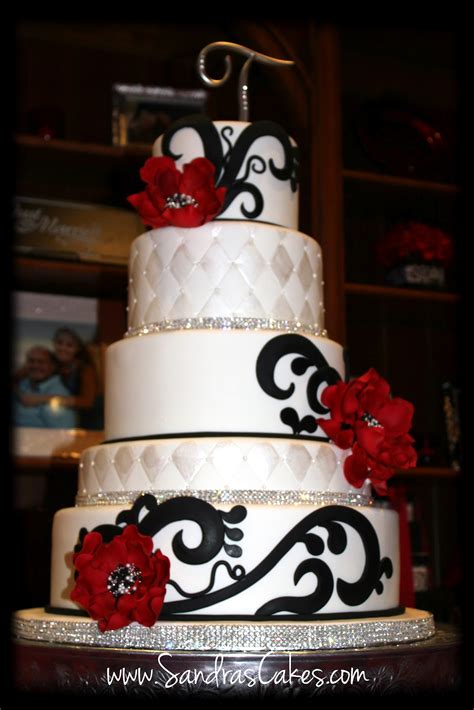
xmin=12 ymin=292 xmax=104 ymax=431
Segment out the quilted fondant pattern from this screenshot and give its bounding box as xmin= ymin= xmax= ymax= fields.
xmin=127 ymin=222 xmax=324 ymax=330
xmin=78 ymin=438 xmax=369 ymax=496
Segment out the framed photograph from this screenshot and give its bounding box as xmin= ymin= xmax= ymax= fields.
xmin=12 ymin=291 xmax=105 ymax=458
xmin=112 ymin=83 xmax=208 ymax=147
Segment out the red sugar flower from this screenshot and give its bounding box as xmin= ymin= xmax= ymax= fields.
xmin=316 ymin=368 xmax=417 ymax=495
xmin=128 ymin=155 xmax=227 ymax=229
xmin=71 ymin=524 xmax=170 ymax=632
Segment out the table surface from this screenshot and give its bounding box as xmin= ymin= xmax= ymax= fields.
xmin=12 ymin=623 xmax=462 ymax=698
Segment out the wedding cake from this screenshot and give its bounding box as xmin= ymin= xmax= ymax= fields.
xmin=15 ymin=113 xmax=434 ymax=651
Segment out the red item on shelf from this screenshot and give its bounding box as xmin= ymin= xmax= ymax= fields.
xmin=376 ymin=221 xmax=454 ymax=269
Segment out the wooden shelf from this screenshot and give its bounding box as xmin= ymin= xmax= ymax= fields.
xmin=15 ymin=134 xmax=147 ymax=205
xmin=14 ymin=455 xmax=80 ymax=471
xmin=343 ymin=168 xmax=459 ymax=194
xmin=15 ymin=134 xmax=150 ymax=159
xmin=345 ymin=282 xmax=460 ymax=303
xmin=397 ymin=466 xmax=460 ymax=479
xmin=14 ymin=256 xmax=127 ymax=298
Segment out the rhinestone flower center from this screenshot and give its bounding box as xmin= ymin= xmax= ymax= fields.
xmin=107 ymin=562 xmax=143 ymax=598
xmin=361 ymin=412 xmax=383 ymax=428
xmin=165 ymin=192 xmax=199 ymax=209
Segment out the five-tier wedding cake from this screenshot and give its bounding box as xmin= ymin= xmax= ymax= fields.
xmin=14 ymin=59 xmax=435 ymax=652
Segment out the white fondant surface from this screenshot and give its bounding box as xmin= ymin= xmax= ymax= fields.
xmin=153 ymin=121 xmax=298 ymax=230
xmin=105 ymin=331 xmax=344 ymax=441
xmin=78 ymin=437 xmax=369 ymax=497
xmin=50 ymin=503 xmax=399 ymax=616
xmin=127 ymin=222 xmax=324 ymax=332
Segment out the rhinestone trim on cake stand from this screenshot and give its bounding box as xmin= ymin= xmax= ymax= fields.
xmin=13 ymin=608 xmax=435 ymax=652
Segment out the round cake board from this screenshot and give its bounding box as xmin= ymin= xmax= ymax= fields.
xmin=13 ymin=607 xmax=434 ymax=652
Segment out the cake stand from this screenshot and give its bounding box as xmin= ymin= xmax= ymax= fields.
xmin=12 ymin=607 xmax=461 ymax=697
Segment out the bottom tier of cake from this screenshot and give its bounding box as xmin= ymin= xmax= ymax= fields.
xmin=50 ymin=494 xmax=400 ymax=619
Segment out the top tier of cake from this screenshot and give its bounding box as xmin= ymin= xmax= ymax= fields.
xmin=152 ymin=118 xmax=299 ymax=229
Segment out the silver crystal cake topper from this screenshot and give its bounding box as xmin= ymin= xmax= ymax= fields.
xmin=197 ymin=41 xmax=295 ymax=121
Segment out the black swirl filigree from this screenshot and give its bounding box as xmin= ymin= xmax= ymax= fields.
xmin=168 ymin=561 xmax=246 ymax=599
xmin=255 ymin=506 xmax=392 ymax=615
xmin=162 ymin=115 xmax=223 ymax=171
xmin=76 ymin=494 xmax=247 ymax=567
xmin=160 ymin=115 xmax=299 ymax=221
xmin=159 ymin=503 xmax=393 ymax=616
xmin=76 ymin=496 xmax=393 ymax=618
xmin=256 ymin=333 xmax=342 ymax=435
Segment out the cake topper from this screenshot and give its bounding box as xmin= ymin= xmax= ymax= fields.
xmin=197 ymin=41 xmax=295 ymax=121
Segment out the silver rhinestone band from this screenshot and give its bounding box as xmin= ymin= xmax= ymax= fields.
xmin=13 ymin=608 xmax=435 ymax=651
xmin=75 ymin=489 xmax=373 ymax=507
xmin=126 ymin=317 xmax=328 ymax=338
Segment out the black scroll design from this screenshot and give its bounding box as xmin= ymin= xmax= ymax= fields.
xmin=168 ymin=561 xmax=246 ymax=599
xmin=256 ymin=333 xmax=341 ymax=435
xmin=75 ymin=497 xmax=393 ymax=616
xmin=160 ymin=115 xmax=299 ymax=220
xmin=161 ymin=504 xmax=393 ymax=616
xmin=76 ymin=494 xmax=247 ymax=567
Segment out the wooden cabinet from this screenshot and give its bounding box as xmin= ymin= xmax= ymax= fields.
xmin=13 ymin=21 xmax=461 ymax=620
xmin=13 ymin=19 xmax=317 ymax=607
xmin=337 ymin=26 xmax=461 ymax=621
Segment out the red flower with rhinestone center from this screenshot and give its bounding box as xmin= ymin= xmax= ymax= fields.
xmin=316 ymin=368 xmax=417 ymax=495
xmin=128 ymin=156 xmax=227 ymax=229
xmin=71 ymin=524 xmax=170 ymax=632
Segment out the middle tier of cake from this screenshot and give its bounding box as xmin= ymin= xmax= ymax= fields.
xmin=105 ymin=330 xmax=344 ymax=441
